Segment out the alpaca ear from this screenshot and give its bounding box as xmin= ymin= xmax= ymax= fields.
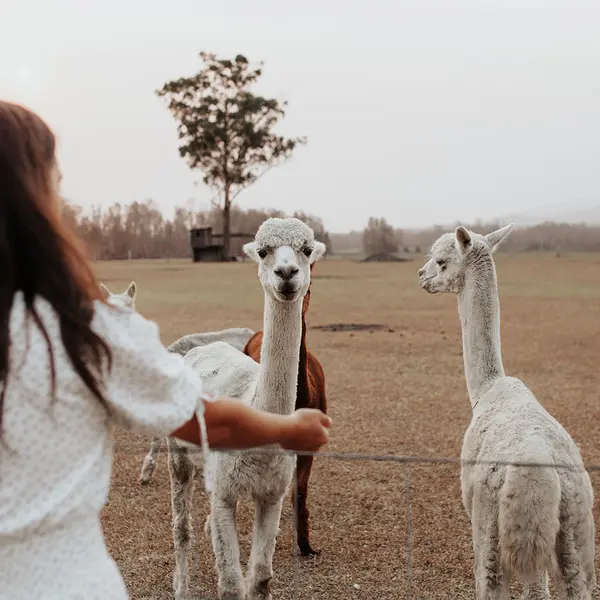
xmin=243 ymin=241 xmax=260 ymax=263
xmin=126 ymin=281 xmax=137 ymax=299
xmin=484 ymin=223 xmax=514 ymax=253
xmin=309 ymin=241 xmax=326 ymax=263
xmin=99 ymin=283 xmax=111 ymax=298
xmin=455 ymin=226 xmax=472 ymax=254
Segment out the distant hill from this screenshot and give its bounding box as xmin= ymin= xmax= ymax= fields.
xmin=499 ymin=199 xmax=600 ymax=227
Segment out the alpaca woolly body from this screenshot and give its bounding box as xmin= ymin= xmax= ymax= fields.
xmin=462 ymin=378 xmax=593 ymax=595
xmin=139 ymin=327 xmax=255 ymax=485
xmin=183 ymin=339 xmax=295 ymax=506
xmin=419 ymin=225 xmax=595 ymax=600
xmin=167 ymin=217 xmax=326 ymax=600
xmin=168 ymin=328 xmax=255 ymax=358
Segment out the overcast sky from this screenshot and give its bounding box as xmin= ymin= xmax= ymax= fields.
xmin=2 ymin=0 xmax=600 ymax=232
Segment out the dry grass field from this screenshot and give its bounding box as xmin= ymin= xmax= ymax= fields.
xmin=97 ymin=253 xmax=600 ymax=600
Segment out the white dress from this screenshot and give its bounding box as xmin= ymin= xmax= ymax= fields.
xmin=0 ymin=292 xmax=210 ymax=599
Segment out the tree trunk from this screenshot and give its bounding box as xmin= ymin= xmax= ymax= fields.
xmin=223 ymin=188 xmax=231 ymax=260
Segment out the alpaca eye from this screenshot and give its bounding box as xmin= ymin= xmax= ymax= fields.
xmin=257 ymin=249 xmax=268 ymax=259
xmin=303 ymin=247 xmax=313 ymax=258
xmin=436 ymin=259 xmax=445 ymax=266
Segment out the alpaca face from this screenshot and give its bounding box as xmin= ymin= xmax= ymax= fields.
xmin=418 ymin=224 xmax=514 ymax=294
xmin=100 ymin=281 xmax=137 ymax=309
xmin=244 ymin=217 xmax=326 ymax=303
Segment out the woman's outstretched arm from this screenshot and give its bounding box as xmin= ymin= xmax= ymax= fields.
xmin=171 ymin=399 xmax=331 ymax=452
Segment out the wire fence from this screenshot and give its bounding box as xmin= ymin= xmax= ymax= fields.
xmin=117 ymin=443 xmax=599 ymax=600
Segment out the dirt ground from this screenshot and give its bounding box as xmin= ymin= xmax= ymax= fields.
xmin=97 ymin=254 xmax=600 ymax=600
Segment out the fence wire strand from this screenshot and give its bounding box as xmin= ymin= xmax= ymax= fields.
xmin=119 ymin=441 xmax=600 ymax=472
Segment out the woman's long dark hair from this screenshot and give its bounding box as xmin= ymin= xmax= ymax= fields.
xmin=0 ymin=101 xmax=111 ymax=428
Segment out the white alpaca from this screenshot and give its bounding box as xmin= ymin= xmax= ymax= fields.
xmin=418 ymin=224 xmax=595 ymax=600
xmin=169 ymin=217 xmax=326 ymax=600
xmin=100 ymin=281 xmax=137 ymax=309
xmin=138 ymin=327 xmax=255 ymax=485
xmin=166 ymin=328 xmax=255 ymax=357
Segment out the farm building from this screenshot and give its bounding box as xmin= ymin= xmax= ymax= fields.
xmin=190 ymin=227 xmax=254 ymax=262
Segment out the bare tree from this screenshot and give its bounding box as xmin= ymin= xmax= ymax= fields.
xmin=362 ymin=217 xmax=399 ymax=256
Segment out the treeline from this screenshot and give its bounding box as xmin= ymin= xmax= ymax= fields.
xmin=62 ymin=200 xmax=331 ymax=260
xmin=62 ymin=199 xmax=600 ymax=260
xmin=403 ymin=220 xmax=600 ymax=253
xmin=331 ymin=219 xmax=600 ymax=255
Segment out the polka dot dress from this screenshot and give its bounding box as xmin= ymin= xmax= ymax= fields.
xmin=0 ymin=293 xmax=209 ymax=599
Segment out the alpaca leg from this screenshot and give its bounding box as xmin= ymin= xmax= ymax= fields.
xmin=168 ymin=440 xmax=196 ymax=600
xmin=556 ymin=520 xmax=594 ymax=600
xmin=522 ymin=572 xmax=550 ymax=599
xmin=472 ymin=512 xmax=506 ymax=600
xmin=292 ymin=455 xmax=320 ymax=556
xmin=210 ymin=496 xmax=244 ymax=600
xmin=246 ymin=496 xmax=285 ymax=600
xmin=139 ymin=436 xmax=162 ymax=484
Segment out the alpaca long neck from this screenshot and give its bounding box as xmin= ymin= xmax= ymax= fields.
xmin=457 ymin=257 xmax=505 ymax=406
xmin=254 ymin=294 xmax=303 ymax=414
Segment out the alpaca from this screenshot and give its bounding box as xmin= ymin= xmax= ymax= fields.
xmin=138 ymin=327 xmax=255 ymax=485
xmin=167 ymin=328 xmax=255 ymax=357
xmin=168 ymin=217 xmax=326 ymax=600
xmin=100 ymin=281 xmax=137 ymax=309
xmin=243 ymin=264 xmax=327 ymax=557
xmin=418 ymin=224 xmax=595 ymax=600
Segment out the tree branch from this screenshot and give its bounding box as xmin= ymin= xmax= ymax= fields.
xmin=229 ymin=163 xmax=273 ymax=202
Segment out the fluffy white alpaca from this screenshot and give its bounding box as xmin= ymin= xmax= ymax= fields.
xmin=167 ymin=328 xmax=255 ymax=357
xmin=418 ymin=224 xmax=595 ymax=600
xmin=138 ymin=327 xmax=255 ymax=485
xmin=100 ymin=281 xmax=137 ymax=309
xmin=168 ymin=217 xmax=326 ymax=600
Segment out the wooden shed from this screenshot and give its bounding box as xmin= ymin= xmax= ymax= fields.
xmin=190 ymin=227 xmax=254 ymax=262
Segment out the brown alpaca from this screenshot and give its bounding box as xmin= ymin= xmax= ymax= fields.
xmin=243 ymin=265 xmax=327 ymax=557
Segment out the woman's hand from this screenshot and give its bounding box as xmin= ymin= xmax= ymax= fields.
xmin=279 ymin=408 xmax=331 ymax=452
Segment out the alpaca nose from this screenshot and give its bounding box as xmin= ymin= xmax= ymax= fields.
xmin=275 ymin=265 xmax=299 ymax=281
xmin=418 ymin=267 xmax=425 ymax=277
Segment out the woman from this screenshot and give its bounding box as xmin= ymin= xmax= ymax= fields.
xmin=0 ymin=101 xmax=331 ymax=599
